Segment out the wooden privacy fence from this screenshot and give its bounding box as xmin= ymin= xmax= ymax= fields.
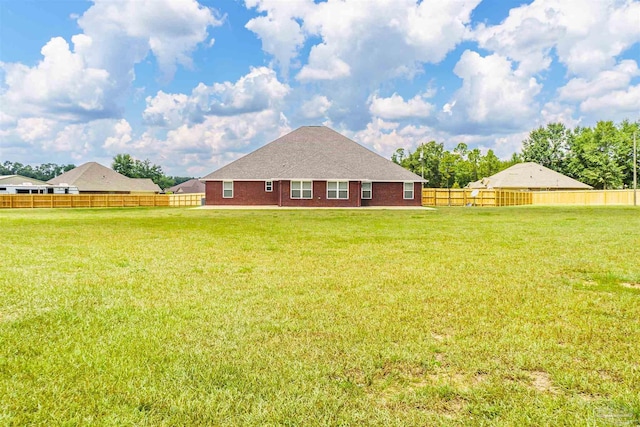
xmin=531 ymin=189 xmax=636 ymax=206
xmin=0 ymin=194 xmax=169 ymax=209
xmin=422 ymin=188 xmax=533 ymax=207
xmin=168 ymin=193 xmax=205 ymax=206
xmin=0 ymin=193 xmax=208 ymax=209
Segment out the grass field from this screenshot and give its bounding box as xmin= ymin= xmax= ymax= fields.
xmin=1 ymin=206 xmax=639 ymax=426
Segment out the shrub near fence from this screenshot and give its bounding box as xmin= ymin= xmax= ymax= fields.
xmin=422 ymin=188 xmax=532 ymax=207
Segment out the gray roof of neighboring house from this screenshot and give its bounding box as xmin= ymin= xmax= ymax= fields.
xmin=0 ymin=175 xmax=48 ymax=185
xmin=168 ymin=178 xmax=205 ymax=193
xmin=467 ymin=162 xmax=592 ymax=190
xmin=201 ymin=126 xmax=425 ymax=182
xmin=48 ymin=162 xmax=161 ymax=193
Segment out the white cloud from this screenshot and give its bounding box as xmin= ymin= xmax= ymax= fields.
xmin=245 ymin=0 xmax=480 ymax=128
xmin=15 ymin=118 xmax=58 ymax=142
xmin=245 ymin=0 xmax=313 ymax=75
xmin=558 ymin=60 xmax=640 ymax=101
xmin=296 ymin=45 xmax=351 ymax=81
xmin=142 ymin=92 xmax=190 ymax=128
xmin=443 ymin=50 xmax=542 ymax=133
xmin=369 ymin=92 xmax=434 ymax=120
xmin=296 ymin=0 xmax=480 ymax=82
xmin=472 ymin=0 xmax=640 ymax=77
xmin=143 ymin=67 xmax=290 ymax=126
xmin=580 ymin=85 xmax=640 ymax=117
xmin=1 ymin=37 xmax=113 ymax=121
xmin=0 ymin=0 xmax=222 ymax=126
xmin=300 ymin=95 xmax=332 ymax=119
xmin=136 ymin=67 xmax=292 ymax=174
xmin=103 ymin=119 xmax=133 ymax=150
xmin=208 ymin=67 xmax=291 ymax=115
xmin=77 ymin=0 xmax=223 ymax=80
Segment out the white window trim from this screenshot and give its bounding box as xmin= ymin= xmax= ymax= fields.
xmin=361 ymin=182 xmax=372 ymax=200
xmin=327 ymin=181 xmax=349 ymax=200
xmin=290 ymin=180 xmax=313 ymax=199
xmin=403 ymin=182 xmax=414 ymax=200
xmin=265 ymin=181 xmax=273 ymax=192
xmin=223 ymin=180 xmax=233 ymax=198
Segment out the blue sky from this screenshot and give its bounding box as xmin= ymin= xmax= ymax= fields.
xmin=1 ymin=0 xmax=639 ymax=176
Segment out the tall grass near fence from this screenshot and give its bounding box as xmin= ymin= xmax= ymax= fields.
xmin=1 ymin=207 xmax=639 ymax=425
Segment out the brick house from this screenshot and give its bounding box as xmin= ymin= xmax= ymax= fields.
xmin=201 ymin=126 xmax=425 ymax=207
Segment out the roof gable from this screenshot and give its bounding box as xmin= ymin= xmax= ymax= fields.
xmin=468 ymin=162 xmax=592 ymax=189
xmin=48 ymin=162 xmax=161 ymax=192
xmin=202 ymin=126 xmax=424 ymax=182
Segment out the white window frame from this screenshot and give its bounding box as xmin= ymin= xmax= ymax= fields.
xmin=361 ymin=182 xmax=372 ymax=200
xmin=222 ymin=181 xmax=233 ymax=198
xmin=327 ymin=181 xmax=349 ymax=200
xmin=290 ymin=180 xmax=312 ymax=199
xmin=265 ymin=181 xmax=273 ymax=192
xmin=403 ymin=182 xmax=414 ymax=200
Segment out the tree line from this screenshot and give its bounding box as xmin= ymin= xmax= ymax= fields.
xmin=392 ymin=143 xmax=520 ymax=188
xmin=0 ymin=161 xmax=76 ymax=182
xmin=393 ymin=120 xmax=639 ymax=189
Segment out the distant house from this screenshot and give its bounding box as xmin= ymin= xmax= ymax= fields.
xmin=201 ymin=126 xmax=425 ymax=207
xmin=48 ymin=162 xmax=161 ymax=194
xmin=167 ymin=179 xmax=204 ymax=194
xmin=467 ymin=162 xmax=592 ymax=191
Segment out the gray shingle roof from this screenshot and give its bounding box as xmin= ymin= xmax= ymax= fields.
xmin=168 ymin=178 xmax=205 ymax=193
xmin=202 ymin=126 xmax=425 ymax=182
xmin=0 ymin=175 xmax=48 ymax=185
xmin=48 ymin=162 xmax=161 ymax=193
xmin=468 ymin=162 xmax=592 ymax=190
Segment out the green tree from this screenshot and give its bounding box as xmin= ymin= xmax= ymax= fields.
xmin=111 ymin=154 xmax=176 ymax=189
xmin=566 ymin=122 xmax=624 ymax=189
xmin=617 ymin=120 xmax=640 ymax=188
xmin=478 ymin=149 xmax=503 ymax=179
xmin=521 ymin=123 xmax=570 ymax=173
xmin=438 ymin=151 xmax=458 ymax=188
xmin=112 ymin=154 xmax=135 ymax=177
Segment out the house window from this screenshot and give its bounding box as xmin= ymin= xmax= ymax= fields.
xmin=327 ymin=181 xmax=349 ymax=199
xmin=291 ymin=181 xmax=312 ymax=199
xmin=223 ymin=181 xmax=233 ymax=198
xmin=265 ymin=181 xmax=273 ymax=192
xmin=403 ymin=182 xmax=414 ymax=199
xmin=361 ymin=182 xmax=372 ymax=199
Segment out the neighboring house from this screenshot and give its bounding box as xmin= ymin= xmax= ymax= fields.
xmin=167 ymin=179 xmax=204 ymax=194
xmin=201 ymin=126 xmax=425 ymax=207
xmin=467 ymin=162 xmax=592 ymax=191
xmin=48 ymin=162 xmax=161 ymax=194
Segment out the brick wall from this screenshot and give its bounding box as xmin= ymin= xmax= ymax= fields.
xmin=206 ymin=180 xmax=422 ymax=207
xmin=205 ymin=181 xmax=279 ymax=205
xmin=361 ymin=182 xmax=422 ymax=206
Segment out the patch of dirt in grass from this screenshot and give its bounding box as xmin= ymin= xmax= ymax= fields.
xmin=621 ymin=282 xmax=640 ymax=289
xmin=474 ymin=372 xmax=488 ymax=384
xmin=528 ymin=371 xmax=559 ymax=394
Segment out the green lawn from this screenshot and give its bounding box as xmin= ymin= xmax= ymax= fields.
xmin=1 ymin=207 xmax=639 ymax=426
